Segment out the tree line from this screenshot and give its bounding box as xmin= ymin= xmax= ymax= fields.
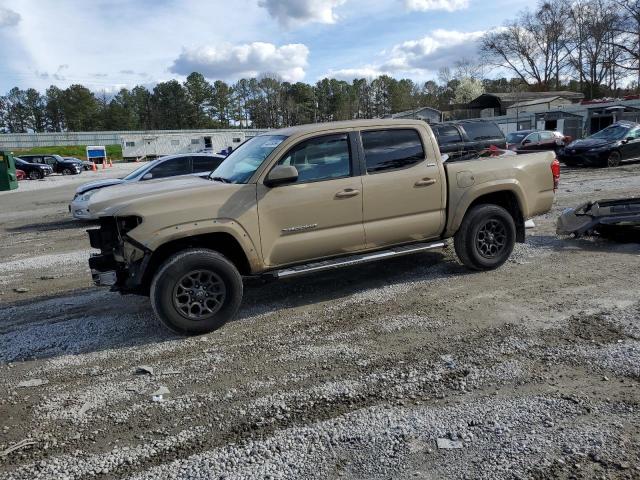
xmin=0 ymin=0 xmax=638 ymax=134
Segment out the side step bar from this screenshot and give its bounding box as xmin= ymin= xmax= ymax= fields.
xmin=275 ymin=240 xmax=447 ymax=279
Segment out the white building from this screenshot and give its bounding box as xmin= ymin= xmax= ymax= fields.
xmin=120 ymin=131 xmax=248 ymax=160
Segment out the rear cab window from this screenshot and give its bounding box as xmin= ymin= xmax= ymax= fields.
xmin=361 ymin=129 xmax=425 ymax=173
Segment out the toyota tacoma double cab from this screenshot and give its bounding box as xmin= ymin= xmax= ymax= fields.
xmin=86 ymin=119 xmax=558 ymax=334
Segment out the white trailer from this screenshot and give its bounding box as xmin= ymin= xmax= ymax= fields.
xmin=120 ymin=131 xmax=246 ymax=160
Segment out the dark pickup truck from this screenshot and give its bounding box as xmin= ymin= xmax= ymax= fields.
xmin=431 ymin=120 xmax=506 ymax=162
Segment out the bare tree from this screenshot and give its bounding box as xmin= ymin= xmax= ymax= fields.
xmin=480 ymin=1 xmax=575 ymax=89
xmin=610 ymin=0 xmax=640 ymax=90
xmin=565 ymin=0 xmax=627 ymax=98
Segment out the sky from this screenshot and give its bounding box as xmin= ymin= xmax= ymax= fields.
xmin=0 ymin=0 xmax=532 ymax=93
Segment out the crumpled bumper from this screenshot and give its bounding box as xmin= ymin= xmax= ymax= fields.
xmin=557 ymin=198 xmax=640 ymax=236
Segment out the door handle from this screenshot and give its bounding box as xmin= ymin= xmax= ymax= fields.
xmin=414 ymin=178 xmax=437 ymax=187
xmin=335 ymin=188 xmax=360 ymax=198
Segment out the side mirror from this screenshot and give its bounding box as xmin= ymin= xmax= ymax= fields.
xmin=522 ymin=139 xmax=532 ymax=145
xmin=626 ymin=137 xmax=634 ymax=143
xmin=142 ymin=172 xmax=153 ymax=180
xmin=264 ymin=165 xmax=298 ymax=187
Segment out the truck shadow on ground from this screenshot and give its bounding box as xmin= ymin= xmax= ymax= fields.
xmin=0 ymin=251 xmax=467 ymax=363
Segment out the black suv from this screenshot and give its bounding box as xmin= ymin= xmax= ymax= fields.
xmin=559 ymin=121 xmax=640 ymax=167
xmin=431 ymin=120 xmax=506 ymax=161
xmin=14 ymin=157 xmax=53 ymax=179
xmin=18 ymin=154 xmax=83 ymax=175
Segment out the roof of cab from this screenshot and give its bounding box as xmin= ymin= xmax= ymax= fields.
xmin=266 ymin=119 xmax=427 ymax=138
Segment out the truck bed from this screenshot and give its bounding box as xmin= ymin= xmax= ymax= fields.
xmin=442 ymin=151 xmax=556 ymax=237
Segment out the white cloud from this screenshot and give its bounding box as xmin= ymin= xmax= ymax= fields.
xmin=322 ymin=29 xmax=486 ymax=81
xmin=258 ymin=0 xmax=346 ymax=27
xmin=0 ymin=6 xmax=20 ymax=27
xmin=170 ymin=42 xmax=309 ymax=82
xmin=382 ymin=29 xmax=486 ymax=71
xmin=325 ymin=67 xmax=387 ymax=81
xmin=404 ymin=0 xmax=469 ymax=12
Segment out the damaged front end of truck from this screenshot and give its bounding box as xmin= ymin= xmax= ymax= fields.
xmin=87 ymin=216 xmax=150 ymax=294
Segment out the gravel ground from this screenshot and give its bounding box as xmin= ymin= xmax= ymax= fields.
xmin=0 ymin=162 xmax=639 ymax=479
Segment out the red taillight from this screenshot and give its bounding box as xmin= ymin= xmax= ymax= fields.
xmin=551 ymin=157 xmax=560 ymax=191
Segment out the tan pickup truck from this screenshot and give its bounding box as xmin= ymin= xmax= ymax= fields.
xmin=87 ymin=119 xmax=558 ymax=334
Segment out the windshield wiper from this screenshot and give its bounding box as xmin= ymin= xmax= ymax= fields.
xmin=209 ymin=176 xmax=231 ymax=183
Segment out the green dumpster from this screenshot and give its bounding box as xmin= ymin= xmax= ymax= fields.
xmin=0 ymin=150 xmax=19 ymax=191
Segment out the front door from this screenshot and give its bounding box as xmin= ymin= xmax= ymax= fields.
xmin=359 ymin=128 xmax=445 ymax=248
xmin=257 ymin=132 xmax=365 ymax=267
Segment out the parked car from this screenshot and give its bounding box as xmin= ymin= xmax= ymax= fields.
xmin=16 ymin=169 xmax=26 ymax=180
xmin=14 ymin=157 xmax=53 ymax=179
xmin=69 ymin=153 xmax=226 ymax=219
xmin=431 ymin=120 xmax=506 ymax=162
xmin=86 ymin=119 xmax=558 ymax=334
xmin=65 ymin=156 xmax=94 ymax=171
xmin=559 ymin=121 xmax=640 ymax=167
xmin=18 ymin=154 xmax=83 ymax=175
xmin=506 ymin=130 xmax=569 ymax=152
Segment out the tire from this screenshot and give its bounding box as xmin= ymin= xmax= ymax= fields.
xmin=606 ymin=151 xmax=621 ymax=168
xmin=29 ymin=170 xmax=43 ymax=180
xmin=150 ymin=248 xmax=243 ymax=335
xmin=62 ymin=168 xmax=72 ymax=175
xmin=454 ymin=204 xmax=516 ymax=271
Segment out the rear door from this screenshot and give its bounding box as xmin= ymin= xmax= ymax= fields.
xmin=359 ymin=128 xmax=445 ymax=248
xmin=538 ymin=131 xmax=557 ymax=151
xmin=257 ymin=132 xmax=365 ymax=267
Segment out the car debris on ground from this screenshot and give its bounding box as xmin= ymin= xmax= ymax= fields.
xmin=557 ymin=197 xmax=640 ymax=239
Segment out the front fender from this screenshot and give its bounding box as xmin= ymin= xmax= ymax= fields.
xmin=128 ymin=219 xmax=263 ymax=273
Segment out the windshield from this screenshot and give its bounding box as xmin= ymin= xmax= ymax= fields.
xmin=506 ymin=132 xmax=528 ymax=143
xmin=210 ymin=135 xmax=287 ymax=183
xmin=590 ymin=125 xmax=629 ymax=141
xmin=122 ymin=161 xmax=156 ymax=180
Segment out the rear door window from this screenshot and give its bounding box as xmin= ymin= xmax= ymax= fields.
xmin=361 ymin=129 xmax=425 ymax=173
xmin=148 ymin=156 xmax=191 ymax=179
xmin=539 ymin=132 xmax=554 ymax=141
xmin=192 ymin=156 xmax=224 ymax=174
xmin=462 ymin=122 xmax=503 ymax=141
xmin=433 ymin=125 xmax=462 ymax=145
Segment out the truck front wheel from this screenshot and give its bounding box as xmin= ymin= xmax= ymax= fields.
xmin=454 ymin=204 xmax=516 ymax=271
xmin=150 ymin=249 xmax=243 ymax=334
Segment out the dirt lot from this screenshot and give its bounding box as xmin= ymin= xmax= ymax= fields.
xmin=0 ymin=163 xmax=639 ymax=479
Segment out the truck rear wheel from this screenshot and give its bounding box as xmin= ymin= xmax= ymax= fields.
xmin=150 ymin=248 xmax=243 ymax=335
xmin=454 ymin=204 xmax=516 ymax=271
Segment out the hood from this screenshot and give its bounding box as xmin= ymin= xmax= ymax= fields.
xmin=62 ymin=159 xmax=83 ymax=165
xmin=76 ymin=178 xmax=126 ymax=194
xmin=88 ymin=176 xmax=219 ymax=216
xmin=567 ymin=138 xmax=614 ymax=150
